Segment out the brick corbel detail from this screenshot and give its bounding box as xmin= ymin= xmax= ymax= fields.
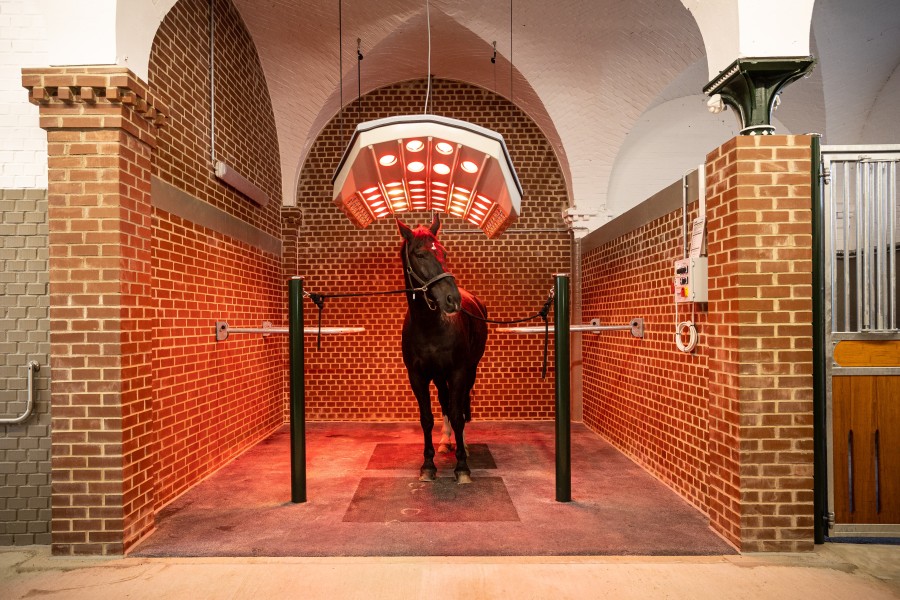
xmin=24 ymin=67 xmax=168 ymax=555
xmin=705 ymin=135 xmax=815 ymax=552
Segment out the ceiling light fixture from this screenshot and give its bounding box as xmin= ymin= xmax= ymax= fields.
xmin=332 ymin=115 xmax=523 ymax=237
xmin=330 ymin=0 xmax=523 ymax=238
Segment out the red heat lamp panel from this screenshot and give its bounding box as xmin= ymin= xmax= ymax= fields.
xmin=332 ymin=115 xmax=523 ymax=238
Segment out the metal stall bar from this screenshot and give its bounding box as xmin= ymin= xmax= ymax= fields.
xmin=842 ymin=161 xmax=851 ymax=331
xmin=498 ymin=318 xmax=644 ymax=338
xmin=498 ymin=274 xmax=644 ymax=503
xmin=288 ymin=277 xmax=306 ymax=503
xmin=891 ymin=160 xmax=898 ymax=330
xmin=215 ymin=322 xmax=364 ymax=341
xmin=0 ymin=361 xmax=41 ymax=425
xmin=856 ymin=160 xmax=864 ymax=331
xmin=214 ymin=278 xmax=365 ymax=504
xmin=554 ymin=274 xmax=571 ymax=503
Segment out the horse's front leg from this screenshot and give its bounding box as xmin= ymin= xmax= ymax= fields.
xmin=449 ymin=380 xmax=472 ymax=484
xmin=410 ymin=374 xmax=437 ymax=481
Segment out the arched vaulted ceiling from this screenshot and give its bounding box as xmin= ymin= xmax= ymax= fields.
xmin=232 ymin=0 xmax=705 ymax=228
xmin=234 ymin=0 xmax=703 ymax=229
xmin=29 ymin=0 xmax=900 ymax=230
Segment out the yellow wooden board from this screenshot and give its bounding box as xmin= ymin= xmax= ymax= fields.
xmin=834 ymin=340 xmax=900 ymax=367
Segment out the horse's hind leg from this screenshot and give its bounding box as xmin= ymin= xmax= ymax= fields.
xmin=410 ymin=374 xmax=437 ymax=481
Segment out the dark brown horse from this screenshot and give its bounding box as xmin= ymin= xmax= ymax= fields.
xmin=397 ymin=214 xmax=488 ymax=484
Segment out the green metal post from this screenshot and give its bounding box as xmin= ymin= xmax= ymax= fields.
xmin=554 ymin=274 xmax=571 ymax=502
xmin=288 ymin=276 xmax=307 ymax=503
xmin=810 ymin=135 xmax=827 ymax=543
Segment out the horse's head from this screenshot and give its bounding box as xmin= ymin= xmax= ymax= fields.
xmin=397 ymin=213 xmax=462 ymax=314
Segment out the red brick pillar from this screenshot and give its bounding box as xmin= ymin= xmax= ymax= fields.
xmin=24 ymin=67 xmax=168 ymax=555
xmin=705 ymin=135 xmax=815 ymax=552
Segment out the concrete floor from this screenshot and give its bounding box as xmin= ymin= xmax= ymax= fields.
xmin=2 ymin=543 xmax=899 ymax=599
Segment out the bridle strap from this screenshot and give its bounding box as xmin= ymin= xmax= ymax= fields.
xmin=404 ymin=244 xmax=456 ymax=293
xmin=410 ymin=270 xmax=456 ymax=291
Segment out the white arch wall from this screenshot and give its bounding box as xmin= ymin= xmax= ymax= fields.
xmin=1 ymin=0 xmax=814 ymax=213
xmin=0 ymin=0 xmax=177 ymax=189
xmin=607 ymin=97 xmax=738 ymax=216
xmin=860 ymin=63 xmax=900 ymax=144
xmin=605 ymin=96 xmax=798 ymax=216
xmin=813 ymin=0 xmax=900 ymax=145
xmin=0 ymin=0 xmax=48 ymax=188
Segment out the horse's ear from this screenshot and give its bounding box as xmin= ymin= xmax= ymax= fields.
xmin=429 ymin=212 xmax=441 ymax=236
xmin=396 ymin=218 xmax=413 ymax=243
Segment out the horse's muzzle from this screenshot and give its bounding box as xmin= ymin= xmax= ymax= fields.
xmin=444 ymin=293 xmax=461 ymax=314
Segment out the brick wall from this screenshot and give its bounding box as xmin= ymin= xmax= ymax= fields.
xmin=705 ymin=135 xmax=814 ymax=552
xmin=581 ymin=135 xmax=815 ymax=552
xmin=0 ymin=188 xmax=51 ymax=545
xmin=151 ymin=209 xmax=285 ymax=506
xmin=149 ymin=0 xmax=282 ymax=237
xmin=582 ymin=200 xmax=711 ymax=513
xmin=148 ymin=0 xmax=285 ymax=508
xmin=292 ymin=79 xmax=570 ymax=421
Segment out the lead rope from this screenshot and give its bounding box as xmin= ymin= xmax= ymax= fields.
xmin=461 ymin=285 xmax=555 ymax=379
xmin=307 ymin=286 xmax=416 ymax=349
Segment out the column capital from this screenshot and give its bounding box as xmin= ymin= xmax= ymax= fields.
xmin=703 ymin=56 xmax=814 ymax=136
xmin=23 ymin=66 xmax=168 ymax=146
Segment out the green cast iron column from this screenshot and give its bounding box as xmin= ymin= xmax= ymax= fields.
xmin=289 ymin=276 xmax=307 ymax=503
xmin=555 ymin=273 xmax=571 ymax=502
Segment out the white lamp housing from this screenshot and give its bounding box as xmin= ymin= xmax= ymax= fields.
xmin=331 ymin=115 xmax=522 ymax=238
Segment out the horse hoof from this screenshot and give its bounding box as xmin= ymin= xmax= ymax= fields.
xmin=455 ymin=471 xmax=472 ymax=485
xmin=419 ymin=469 xmax=437 ymax=482
xmin=437 ymin=443 xmax=451 ymax=454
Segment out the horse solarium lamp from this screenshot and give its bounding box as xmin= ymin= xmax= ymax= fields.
xmin=332 ymin=114 xmax=523 ymax=238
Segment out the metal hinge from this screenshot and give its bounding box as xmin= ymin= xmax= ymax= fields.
xmin=821 ymin=165 xmax=830 ymax=185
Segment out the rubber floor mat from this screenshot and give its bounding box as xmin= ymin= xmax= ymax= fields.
xmin=343 ymin=476 xmax=519 ymax=522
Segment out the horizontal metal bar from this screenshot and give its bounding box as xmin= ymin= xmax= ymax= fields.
xmin=831 ymin=366 xmax=900 ymax=376
xmin=498 ymin=318 xmax=644 ymax=338
xmin=216 ymin=321 xmax=364 ymax=342
xmin=229 ymin=327 xmax=364 ymax=335
xmin=441 ymin=228 xmax=569 ymax=234
xmin=832 ymin=331 xmax=900 ymax=341
xmin=821 ymin=145 xmax=900 ymax=155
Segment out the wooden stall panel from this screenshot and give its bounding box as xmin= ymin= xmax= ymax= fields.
xmin=833 ymin=375 xmax=900 ymax=524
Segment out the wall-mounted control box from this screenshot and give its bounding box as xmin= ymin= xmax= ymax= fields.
xmin=674 ymin=257 xmax=708 ymax=303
